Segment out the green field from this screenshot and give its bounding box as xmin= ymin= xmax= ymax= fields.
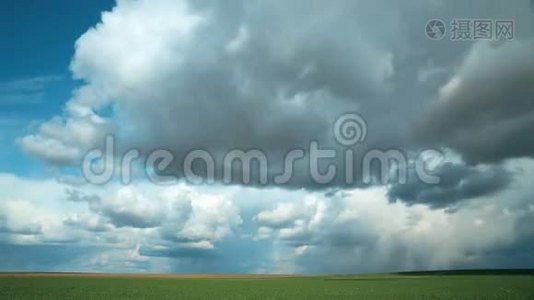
xmin=1 ymin=272 xmax=534 ymax=299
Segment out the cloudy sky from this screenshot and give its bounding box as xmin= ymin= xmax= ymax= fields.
xmin=1 ymin=0 xmax=534 ymax=274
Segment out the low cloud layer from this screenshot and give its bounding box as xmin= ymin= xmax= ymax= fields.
xmin=1 ymin=158 xmax=534 ymax=273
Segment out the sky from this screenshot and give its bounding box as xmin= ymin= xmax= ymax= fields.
xmin=1 ymin=0 xmax=534 ymax=274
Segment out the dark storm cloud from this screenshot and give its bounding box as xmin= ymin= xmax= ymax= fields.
xmin=417 ymin=40 xmax=534 ymax=164
xmin=387 ymin=163 xmax=513 ymax=208
xmin=17 ymin=0 xmax=444 ymax=190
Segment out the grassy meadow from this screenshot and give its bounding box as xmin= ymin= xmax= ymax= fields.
xmin=1 ymin=271 xmax=533 ymax=299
